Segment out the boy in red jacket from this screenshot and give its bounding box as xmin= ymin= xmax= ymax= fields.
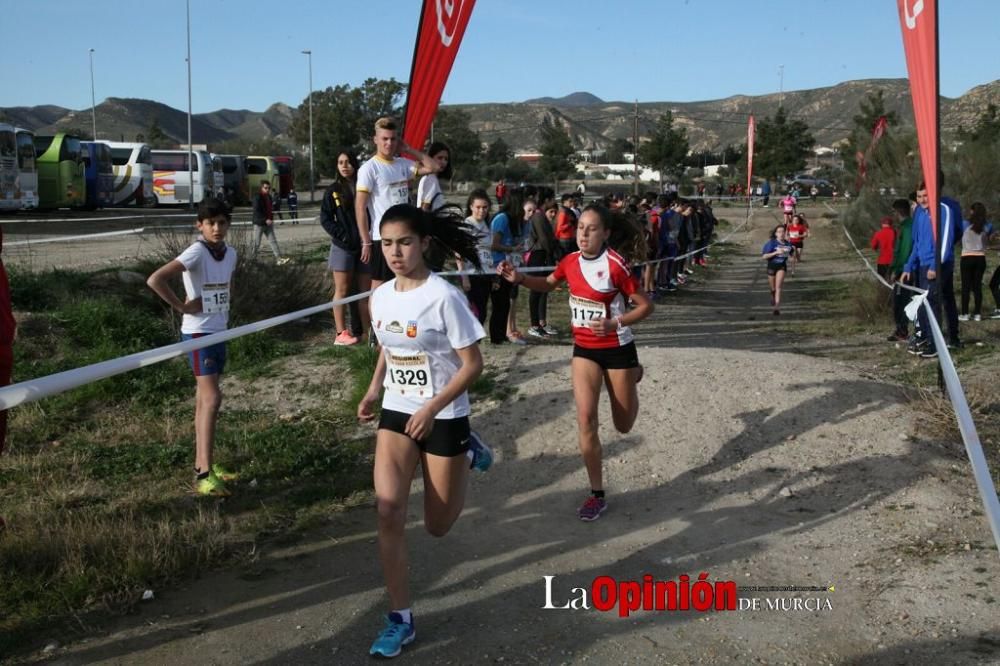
xmin=871 ymin=215 xmax=896 ymax=281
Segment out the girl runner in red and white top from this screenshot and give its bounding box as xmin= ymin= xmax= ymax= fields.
xmin=498 ymin=205 xmax=653 ymax=522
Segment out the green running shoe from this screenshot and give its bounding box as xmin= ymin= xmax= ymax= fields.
xmin=196 ymin=472 xmax=230 ymax=497
xmin=211 ymin=463 xmax=239 ymax=481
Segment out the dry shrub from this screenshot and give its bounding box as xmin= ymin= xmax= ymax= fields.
xmin=912 ymin=383 xmax=1000 ymax=477
xmin=152 ymin=226 xmax=326 ymax=326
xmin=849 ymin=276 xmax=893 ymax=325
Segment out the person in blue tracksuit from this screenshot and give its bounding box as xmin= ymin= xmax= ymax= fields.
xmin=901 ymin=181 xmax=962 ymax=358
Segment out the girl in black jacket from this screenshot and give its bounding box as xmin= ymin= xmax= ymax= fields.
xmin=320 ymin=150 xmax=366 ymax=345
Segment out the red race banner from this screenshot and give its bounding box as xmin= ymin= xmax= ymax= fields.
xmin=854 ymin=115 xmax=889 ymax=191
xmin=402 ymin=0 xmax=477 ymax=151
xmin=897 ymin=0 xmax=939 ymax=241
xmin=746 ymin=115 xmax=755 ymax=201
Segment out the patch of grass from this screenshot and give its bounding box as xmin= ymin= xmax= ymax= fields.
xmin=227 ymin=333 xmax=304 ymax=381
xmin=1 ymin=262 xmax=375 ymax=657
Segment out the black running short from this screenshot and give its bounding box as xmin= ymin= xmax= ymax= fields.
xmin=572 ymin=341 xmax=639 ymax=370
xmin=378 ymin=409 xmax=471 ymax=457
xmin=767 ymin=261 xmax=787 ymax=276
xmin=368 ymin=244 xmax=395 ymax=282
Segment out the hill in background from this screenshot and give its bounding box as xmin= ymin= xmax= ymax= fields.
xmin=3 ymin=79 xmax=998 ymax=153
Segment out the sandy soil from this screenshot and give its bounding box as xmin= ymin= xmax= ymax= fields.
xmin=26 ymin=205 xmax=1000 ymax=665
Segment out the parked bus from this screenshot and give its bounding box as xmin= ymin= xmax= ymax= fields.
xmin=106 ymin=141 xmax=153 ymax=206
xmin=246 ymin=156 xmax=279 ymax=198
xmin=15 ymin=127 xmax=39 ymax=209
xmin=216 ymin=154 xmax=248 ymax=204
xmin=34 ymin=133 xmax=85 ymax=208
xmin=273 ymin=155 xmax=294 ymax=198
xmin=0 ymin=124 xmax=17 ymax=211
xmin=81 ymin=141 xmax=115 ymax=209
xmin=150 ymin=149 xmax=214 ymax=205
xmin=211 ymin=154 xmax=225 ymax=199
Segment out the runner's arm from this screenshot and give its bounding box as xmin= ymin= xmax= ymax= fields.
xmin=147 ymin=260 xmax=201 ymax=314
xmin=496 ymin=260 xmax=558 ymax=292
xmin=358 ymin=344 xmax=387 ymax=422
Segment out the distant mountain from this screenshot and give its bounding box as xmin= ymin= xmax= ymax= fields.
xmin=1 ymin=97 xmax=294 ymax=146
xmin=455 ymin=79 xmax=1000 ymax=154
xmin=524 ymin=92 xmax=605 ymax=107
xmin=4 ymin=79 xmax=999 ymax=153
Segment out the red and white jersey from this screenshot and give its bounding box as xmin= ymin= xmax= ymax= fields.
xmin=552 ymin=247 xmax=640 ymax=349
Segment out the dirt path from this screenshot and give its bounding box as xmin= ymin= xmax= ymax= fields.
xmin=37 ymin=206 xmax=1000 ymax=665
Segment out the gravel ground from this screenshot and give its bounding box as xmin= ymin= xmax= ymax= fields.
xmin=24 ymin=206 xmax=1000 ymax=665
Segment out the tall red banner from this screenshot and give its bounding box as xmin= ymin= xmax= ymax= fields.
xmin=897 ymin=0 xmax=939 ymax=242
xmin=402 ymin=0 xmax=476 ymax=151
xmin=746 ymin=115 xmax=755 ymax=200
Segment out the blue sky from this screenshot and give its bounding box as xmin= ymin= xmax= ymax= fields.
xmin=3 ymin=0 xmax=998 ymax=113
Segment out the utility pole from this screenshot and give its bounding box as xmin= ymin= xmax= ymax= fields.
xmin=778 ymin=64 xmax=785 ymax=107
xmin=88 ymin=49 xmax=97 ymax=139
xmin=301 ymin=50 xmax=314 ymax=202
xmin=633 ymin=99 xmax=639 ymax=195
xmin=185 ymin=0 xmax=194 ymax=210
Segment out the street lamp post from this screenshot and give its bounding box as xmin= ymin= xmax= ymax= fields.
xmin=185 ymin=0 xmax=194 ymax=210
xmin=89 ymin=48 xmax=97 ymax=139
xmin=301 ymin=49 xmax=314 ymax=203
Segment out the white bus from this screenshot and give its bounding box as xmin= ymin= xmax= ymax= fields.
xmin=211 ymin=154 xmax=225 ymax=199
xmin=15 ymin=128 xmax=38 ymax=209
xmin=0 ymin=124 xmax=17 ymax=211
xmin=106 ymin=141 xmax=153 ymax=206
xmin=150 ymin=149 xmax=214 ymax=205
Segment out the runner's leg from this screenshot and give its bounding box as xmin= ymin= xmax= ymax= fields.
xmin=774 ymin=270 xmax=786 ymax=309
xmin=194 ymin=373 xmax=222 ymax=473
xmin=374 ymin=430 xmax=422 ymax=610
xmin=572 ymin=356 xmax=605 ymax=492
xmin=604 ymin=367 xmax=640 ymax=434
xmin=420 ymin=451 xmax=470 ymax=537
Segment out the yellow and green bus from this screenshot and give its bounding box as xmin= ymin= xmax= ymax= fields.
xmin=246 ymin=156 xmax=279 ymax=198
xmin=34 ymin=133 xmax=85 ymax=208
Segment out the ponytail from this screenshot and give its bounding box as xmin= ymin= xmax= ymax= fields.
xmin=380 ymin=203 xmax=483 ymax=271
xmin=969 ymin=202 xmax=987 ymax=234
xmin=581 ymin=204 xmax=647 ymax=264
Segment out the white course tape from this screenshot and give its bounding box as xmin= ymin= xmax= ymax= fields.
xmin=6 ymin=217 xmax=322 ymax=247
xmin=5 ymin=228 xmax=146 ymax=247
xmin=921 ymin=292 xmax=1000 ymax=552
xmin=438 ymin=206 xmax=754 ymax=279
xmin=840 ymin=223 xmax=925 ymax=295
xmin=841 ymin=217 xmax=1000 ymax=554
xmin=0 ymin=291 xmax=371 ymax=412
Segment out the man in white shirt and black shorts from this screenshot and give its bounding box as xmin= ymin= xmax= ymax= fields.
xmin=355 ymin=117 xmax=440 ymax=294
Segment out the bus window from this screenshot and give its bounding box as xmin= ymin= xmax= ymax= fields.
xmin=151 ymin=153 xmax=197 ymax=171
xmin=16 ymin=132 xmax=35 ymax=170
xmin=0 ymin=132 xmax=14 ymax=159
xmin=137 ymin=146 xmax=151 ymax=165
xmin=33 ymin=136 xmax=54 ymax=157
xmin=246 ymin=158 xmax=266 ymax=174
xmin=97 ymin=144 xmax=114 ymax=174
xmin=110 ymin=147 xmax=132 ymax=166
xmin=61 ymin=137 xmax=82 ymax=163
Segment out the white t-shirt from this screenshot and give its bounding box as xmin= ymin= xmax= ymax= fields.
xmin=417 ymin=173 xmax=445 ymax=211
xmin=176 ymin=241 xmax=237 ymax=334
xmin=465 ymin=216 xmax=493 ymax=269
xmin=357 ymin=155 xmax=417 ymax=241
xmin=371 ymin=273 xmax=485 ymax=418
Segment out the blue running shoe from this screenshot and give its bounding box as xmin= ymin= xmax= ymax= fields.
xmin=467 ymin=430 xmax=493 ymax=472
xmin=369 ymin=612 xmax=415 ymax=658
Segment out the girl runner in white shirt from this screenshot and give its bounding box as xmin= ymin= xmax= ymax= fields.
xmin=358 ymin=203 xmax=492 ymax=659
